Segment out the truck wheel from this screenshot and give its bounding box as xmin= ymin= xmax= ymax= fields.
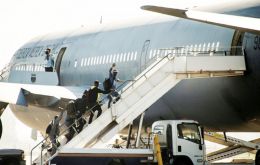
xmin=256 ymin=150 xmax=260 ymax=165
xmin=175 ymin=158 xmax=192 ymax=165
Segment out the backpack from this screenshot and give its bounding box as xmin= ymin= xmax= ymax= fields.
xmin=103 ymin=78 xmax=112 ymax=91
xmin=84 ymin=88 xmax=96 ymax=103
xmin=66 ymin=100 xmax=77 ymax=119
xmin=74 ymin=98 xmax=87 ymax=116
xmin=45 ymin=122 xmax=52 ymax=134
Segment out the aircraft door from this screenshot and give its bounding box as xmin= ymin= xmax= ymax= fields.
xmin=55 ymin=47 xmax=67 ymax=85
xmin=140 ymin=40 xmax=150 ymax=72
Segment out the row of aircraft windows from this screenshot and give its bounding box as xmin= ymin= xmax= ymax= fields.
xmin=13 ymin=41 xmax=221 ymax=70
xmin=14 ymin=65 xmax=45 ymax=72
xmin=78 ymin=51 xmax=138 ymax=68
xmin=76 ymin=42 xmax=220 ymax=68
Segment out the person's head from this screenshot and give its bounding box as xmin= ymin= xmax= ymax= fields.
xmin=94 ymin=80 xmax=99 ymax=87
xmin=54 ymin=115 xmax=58 ymax=120
xmin=45 ymin=48 xmax=51 ymax=55
xmin=112 ymin=63 xmax=116 ymax=67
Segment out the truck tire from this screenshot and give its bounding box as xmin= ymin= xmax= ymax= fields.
xmin=175 ymin=158 xmax=193 ymax=165
xmin=256 ymin=150 xmax=260 ymax=165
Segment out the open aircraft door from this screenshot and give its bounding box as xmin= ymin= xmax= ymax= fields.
xmin=140 ymin=40 xmax=150 ymax=72
xmin=55 ymin=47 xmax=67 ymax=85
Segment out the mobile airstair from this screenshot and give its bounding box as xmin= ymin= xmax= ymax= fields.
xmin=31 ymin=47 xmax=246 ymax=164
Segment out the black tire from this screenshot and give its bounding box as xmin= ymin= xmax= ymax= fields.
xmin=256 ymin=150 xmax=260 ymax=165
xmin=175 ymin=158 xmax=192 ymax=165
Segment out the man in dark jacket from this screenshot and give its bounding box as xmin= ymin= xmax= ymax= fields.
xmin=86 ymin=80 xmax=110 ymax=124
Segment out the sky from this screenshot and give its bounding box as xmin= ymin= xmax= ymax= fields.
xmin=1 ymin=0 xmax=260 ymax=163
xmin=0 ymin=0 xmax=220 ymax=69
xmin=0 ymin=0 xmax=161 ymax=68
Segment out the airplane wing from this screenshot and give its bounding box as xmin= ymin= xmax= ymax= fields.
xmin=0 ymin=82 xmax=85 ymax=107
xmin=141 ymin=5 xmax=260 ymax=35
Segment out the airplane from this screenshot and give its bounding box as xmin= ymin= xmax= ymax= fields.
xmin=1 ymin=0 xmax=260 ymax=163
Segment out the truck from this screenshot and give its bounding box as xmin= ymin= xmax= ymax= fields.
xmin=0 ymin=149 xmax=26 ymax=165
xmin=48 ymin=120 xmax=206 ymax=165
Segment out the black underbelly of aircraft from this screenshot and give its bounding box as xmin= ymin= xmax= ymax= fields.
xmin=144 ymin=76 xmax=260 ymax=132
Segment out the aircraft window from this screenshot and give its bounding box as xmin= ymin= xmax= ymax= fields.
xmin=98 ymin=56 xmax=101 ymax=64
xmin=105 ymin=55 xmax=109 ymax=64
xmin=96 ymin=56 xmax=99 ymax=65
xmin=207 ymin=43 xmax=211 ymax=51
xmin=99 ymin=56 xmax=103 ymax=64
xmin=101 ymin=56 xmax=104 ymax=64
xmin=127 ymin=52 xmax=131 ymax=61
xmin=84 ymin=58 xmax=87 ymax=66
xmin=115 ymin=54 xmax=119 ymax=62
xmin=189 ymin=45 xmax=193 ymax=52
xmin=157 ymin=49 xmax=161 ymax=58
xmin=211 ymin=42 xmax=215 ymax=51
xmin=103 ymin=55 xmax=106 ymax=64
xmin=198 ymin=44 xmax=202 ymax=52
xmin=122 ymin=53 xmax=126 ymax=62
xmin=93 ymin=57 xmax=97 ymax=65
xmin=81 ymin=59 xmax=84 ymax=67
xmin=194 ymin=45 xmax=197 ymax=52
xmin=152 ymin=50 xmax=156 ymax=58
xmin=130 ymin=52 xmax=134 ymax=61
xmin=99 ymin=56 xmax=102 ymax=64
xmin=94 ymin=56 xmax=97 ymax=64
xmin=109 ymin=55 xmax=113 ymax=63
xmin=149 ymin=50 xmax=153 ymax=59
xmin=216 ymin=42 xmax=220 ymax=51
xmin=202 ymin=43 xmax=206 ymax=52
xmin=134 ymin=52 xmax=137 ymax=60
xmin=90 ymin=57 xmax=94 ymax=65
xmin=108 ymin=55 xmax=111 ymax=63
xmin=87 ymin=58 xmax=90 ymax=66
xmin=180 ymin=47 xmax=184 ymax=56
xmin=100 ymin=56 xmax=103 ymax=64
xmin=111 ymin=54 xmax=115 ymax=63
xmin=74 ymin=59 xmax=78 ymax=68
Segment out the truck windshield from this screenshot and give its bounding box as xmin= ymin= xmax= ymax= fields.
xmin=177 ymin=123 xmax=201 ymax=144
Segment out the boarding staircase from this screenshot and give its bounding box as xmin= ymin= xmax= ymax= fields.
xmin=31 ymin=47 xmax=246 ymax=164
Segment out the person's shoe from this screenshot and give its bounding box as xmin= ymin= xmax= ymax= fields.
xmin=113 ymin=97 xmax=120 ymax=104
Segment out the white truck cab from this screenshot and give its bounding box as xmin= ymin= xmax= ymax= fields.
xmin=152 ymin=120 xmax=205 ymax=165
